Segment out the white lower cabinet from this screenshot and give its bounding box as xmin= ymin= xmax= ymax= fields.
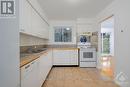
xmin=39 ymin=54 xmax=48 ymax=86
xmin=21 ymin=50 xmax=52 ymax=87
xmin=38 ymin=51 xmax=52 ymax=87
xmin=21 ymin=60 xmax=39 ymax=87
xmin=53 ymin=49 xmax=78 ymax=65
xmin=21 ymin=49 xmax=78 ymax=87
xmin=70 ymin=50 xmax=79 ymax=65
xmin=53 ymin=50 xmax=70 ymax=65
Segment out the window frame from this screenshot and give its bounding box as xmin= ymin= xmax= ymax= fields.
xmin=54 ymin=26 xmax=72 ymax=43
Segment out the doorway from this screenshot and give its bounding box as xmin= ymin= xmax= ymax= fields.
xmin=100 ymin=16 xmax=114 ymax=79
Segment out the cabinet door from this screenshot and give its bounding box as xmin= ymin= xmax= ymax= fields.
xmin=31 ymin=7 xmax=49 ymax=39
xmin=39 ymin=54 xmax=47 ymax=86
xmin=31 ymin=8 xmax=41 ymax=36
xmin=28 ymin=0 xmax=49 ymax=23
xmin=31 ymin=60 xmax=39 ymax=87
xmin=70 ymin=50 xmax=79 ymax=65
xmin=38 ymin=51 xmax=52 ymax=87
xmin=49 ymin=50 xmax=53 ymax=67
xmin=38 ymin=16 xmax=47 ymax=39
xmin=39 ymin=52 xmax=51 ymax=86
xmin=43 ymin=23 xmax=49 ymax=39
xmin=47 ymin=50 xmax=53 ymax=71
xmin=20 ymin=0 xmax=49 ymax=39
xmin=21 ymin=60 xmax=39 ymax=87
xmin=53 ymin=50 xmax=70 ymax=65
xmin=28 ymin=0 xmax=49 ymax=39
xmin=20 ymin=0 xmax=32 ymax=34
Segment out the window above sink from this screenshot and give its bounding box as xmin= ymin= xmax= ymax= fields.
xmin=54 ymin=26 xmax=72 ymax=42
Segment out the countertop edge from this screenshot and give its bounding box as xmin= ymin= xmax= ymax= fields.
xmin=20 ymin=49 xmax=52 ymax=68
xmin=20 ymin=48 xmax=78 ymax=68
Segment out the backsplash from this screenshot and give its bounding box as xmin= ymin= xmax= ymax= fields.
xmin=91 ymin=32 xmax=98 ymax=51
xmin=20 ymin=33 xmax=48 ymax=46
xmin=20 ymin=45 xmax=48 ymax=53
xmin=47 ymin=44 xmax=77 ymax=48
xmin=77 ymin=32 xmax=98 ymax=50
xmin=20 ymin=44 xmax=77 ymax=53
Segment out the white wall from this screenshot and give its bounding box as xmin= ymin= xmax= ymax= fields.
xmin=97 ymin=0 xmax=130 ymax=86
xmin=48 ymin=19 xmax=97 ymax=45
xmin=49 ymin=20 xmax=77 ymax=45
xmin=76 ymin=18 xmax=98 ymax=43
xmin=0 ymin=0 xmax=20 ymax=87
xmin=20 ymin=33 xmax=48 ymax=46
xmin=77 ymin=18 xmax=97 ymax=33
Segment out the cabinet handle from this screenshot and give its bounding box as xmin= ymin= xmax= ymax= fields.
xmin=25 ymin=65 xmax=30 ymax=69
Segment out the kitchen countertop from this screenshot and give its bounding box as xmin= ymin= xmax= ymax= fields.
xmin=53 ymin=48 xmax=79 ymax=50
xmin=20 ymin=49 xmax=50 ymax=68
xmin=20 ymin=48 xmax=79 ymax=68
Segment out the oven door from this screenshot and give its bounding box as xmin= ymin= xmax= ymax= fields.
xmin=80 ymin=49 xmax=96 ymax=62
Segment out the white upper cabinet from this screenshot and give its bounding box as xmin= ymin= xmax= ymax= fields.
xmin=28 ymin=0 xmax=49 ymax=22
xmin=20 ymin=0 xmax=49 ymax=39
xmin=31 ymin=7 xmax=42 ymax=37
xmin=20 ymin=0 xmax=32 ymax=34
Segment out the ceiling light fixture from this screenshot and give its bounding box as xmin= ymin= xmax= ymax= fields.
xmin=66 ymin=28 xmax=70 ymax=30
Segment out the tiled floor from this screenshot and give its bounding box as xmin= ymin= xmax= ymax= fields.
xmin=42 ymin=67 xmax=119 ymax=87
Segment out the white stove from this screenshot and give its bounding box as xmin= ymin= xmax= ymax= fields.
xmin=77 ymin=42 xmax=91 ymax=48
xmin=78 ymin=43 xmax=97 ymax=67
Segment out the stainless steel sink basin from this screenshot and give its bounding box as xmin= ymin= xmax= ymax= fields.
xmin=20 ymin=54 xmax=31 ymax=58
xmin=31 ymin=48 xmax=47 ymax=53
xmin=20 ymin=48 xmax=47 ymax=58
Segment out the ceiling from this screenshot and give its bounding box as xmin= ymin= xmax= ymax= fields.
xmin=38 ymin=0 xmax=114 ymax=20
